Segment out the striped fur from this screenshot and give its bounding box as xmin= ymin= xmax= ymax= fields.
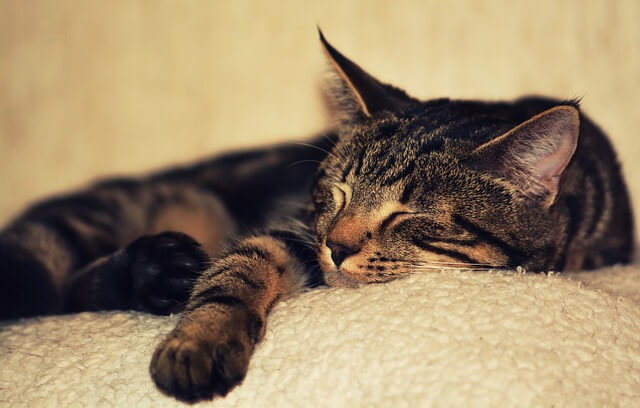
xmin=0 ymin=32 xmax=633 ymax=401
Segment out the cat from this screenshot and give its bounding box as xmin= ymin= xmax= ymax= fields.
xmin=0 ymin=29 xmax=633 ymax=402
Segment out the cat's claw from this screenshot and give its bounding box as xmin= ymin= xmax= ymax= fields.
xmin=127 ymin=231 xmax=209 ymax=315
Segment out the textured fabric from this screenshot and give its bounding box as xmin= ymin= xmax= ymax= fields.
xmin=2 ymin=265 xmax=639 ymax=407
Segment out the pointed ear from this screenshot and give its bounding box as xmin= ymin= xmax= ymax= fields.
xmin=318 ymin=29 xmax=417 ymax=121
xmin=465 ymin=105 xmax=580 ymax=208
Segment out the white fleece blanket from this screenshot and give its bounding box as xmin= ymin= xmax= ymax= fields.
xmin=1 ymin=265 xmax=640 ymax=407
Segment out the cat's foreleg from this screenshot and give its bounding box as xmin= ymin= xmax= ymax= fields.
xmin=65 ymin=231 xmax=210 ymax=315
xmin=150 ymin=234 xmax=310 ymax=402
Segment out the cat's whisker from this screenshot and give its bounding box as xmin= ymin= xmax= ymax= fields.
xmin=410 ymin=266 xmax=493 ymax=271
xmin=407 ymin=262 xmax=495 ymax=268
xmin=406 ymin=266 xmax=494 ymax=273
xmin=401 ymin=260 xmax=498 ymax=268
xmin=284 ymin=238 xmax=316 ymax=248
xmin=294 ymin=142 xmax=340 ymax=161
xmin=389 ymin=262 xmax=497 ymax=272
xmin=391 ymin=261 xmax=487 ymax=268
xmin=319 ymin=132 xmax=338 ymax=148
xmin=286 ymin=159 xmax=323 ymax=169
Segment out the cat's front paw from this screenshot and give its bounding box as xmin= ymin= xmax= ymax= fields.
xmin=127 ymin=232 xmax=209 ymax=315
xmin=150 ymin=324 xmax=252 ymax=402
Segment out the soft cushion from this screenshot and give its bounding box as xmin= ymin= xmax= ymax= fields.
xmin=2 ymin=265 xmax=639 ymax=407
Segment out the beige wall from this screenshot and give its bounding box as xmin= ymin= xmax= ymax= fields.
xmin=1 ymin=1 xmax=639 ymax=232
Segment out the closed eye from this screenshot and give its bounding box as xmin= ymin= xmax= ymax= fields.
xmin=379 ymin=211 xmax=414 ymax=233
xmin=331 ymin=186 xmax=347 ymax=215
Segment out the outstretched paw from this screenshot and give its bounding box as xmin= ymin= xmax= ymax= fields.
xmin=127 ymin=232 xmax=209 ymax=315
xmin=150 ymin=323 xmax=252 ymax=402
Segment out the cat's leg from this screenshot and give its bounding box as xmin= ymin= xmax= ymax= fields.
xmin=0 ymin=183 xmax=141 ymax=318
xmin=0 ymin=239 xmax=62 ymax=319
xmin=0 ymin=179 xmax=232 ymax=319
xmin=66 ymin=231 xmax=210 ymax=315
xmin=150 ymin=234 xmax=313 ymax=402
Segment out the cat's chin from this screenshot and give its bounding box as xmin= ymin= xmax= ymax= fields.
xmin=324 ymin=270 xmax=363 ymax=288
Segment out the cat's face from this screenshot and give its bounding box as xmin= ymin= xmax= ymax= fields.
xmin=312 ymin=32 xmax=579 ymax=287
xmin=312 ymin=112 xmax=527 ymax=286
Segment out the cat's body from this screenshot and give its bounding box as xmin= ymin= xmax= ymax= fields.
xmin=0 ymin=32 xmax=633 ymax=402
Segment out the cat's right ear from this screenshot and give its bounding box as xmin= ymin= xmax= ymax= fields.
xmin=319 ymin=29 xmax=418 ymax=123
xmin=465 ymin=105 xmax=580 ymax=209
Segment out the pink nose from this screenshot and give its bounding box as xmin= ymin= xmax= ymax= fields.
xmin=326 ymin=240 xmax=360 ymax=267
xmin=326 ymin=214 xmax=370 ymax=267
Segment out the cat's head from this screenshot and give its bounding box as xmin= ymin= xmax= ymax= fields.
xmin=312 ymin=31 xmax=580 ymax=287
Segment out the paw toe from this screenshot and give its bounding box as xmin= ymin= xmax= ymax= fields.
xmin=128 ymin=232 xmax=210 ymax=314
xmin=151 ymin=337 xmax=216 ymax=402
xmin=167 ymin=252 xmax=201 ymax=273
xmin=150 ymin=332 xmax=249 ymax=402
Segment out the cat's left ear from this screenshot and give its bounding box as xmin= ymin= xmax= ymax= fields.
xmin=465 ymin=105 xmax=580 ymax=208
xmin=319 ymin=29 xmax=418 ymax=121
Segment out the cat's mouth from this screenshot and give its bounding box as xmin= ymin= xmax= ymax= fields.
xmin=317 ymin=243 xmax=363 ymax=288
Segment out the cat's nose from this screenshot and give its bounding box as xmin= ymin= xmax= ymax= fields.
xmin=326 ymin=240 xmax=360 ymax=267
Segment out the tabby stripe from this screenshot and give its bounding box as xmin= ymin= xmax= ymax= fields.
xmin=372 ymin=122 xmax=400 ymax=141
xmin=445 ymin=118 xmax=505 ymax=142
xmin=39 ymin=217 xmax=116 ymax=266
xmin=404 ymin=119 xmax=426 ymax=138
xmin=262 ymin=230 xmax=320 ymax=282
xmin=340 ymin=160 xmax=354 ymax=182
xmin=582 ymin=160 xmax=605 ymax=236
xmin=419 ymin=119 xmax=451 ymax=138
xmin=266 ymin=293 xmax=282 ymax=314
xmin=191 ymin=284 xmax=225 ymax=300
xmin=564 ymin=194 xmax=583 ymax=245
xmin=382 ymin=160 xmax=415 ymax=187
xmin=208 ymin=264 xmax=235 ymax=278
xmin=400 ymin=180 xmax=416 ymax=204
xmin=353 ymin=148 xmax=366 ymax=177
xmin=410 ymin=237 xmax=481 ymax=264
xmin=557 ymin=195 xmax=582 ymax=270
xmin=188 ymin=286 xmax=246 ymax=311
xmin=196 ymin=294 xmax=246 ymax=308
xmin=30 ymin=195 xmax=112 ymax=214
xmin=419 ymin=234 xmax=479 ymax=246
xmin=72 ymin=211 xmax=116 ymax=233
xmin=267 ymin=229 xmax=318 ymax=265
xmin=434 ymin=116 xmax=476 ymax=139
xmin=228 ymin=270 xmax=265 ymax=290
xmin=246 ymin=311 xmax=265 ymax=343
xmin=453 ymin=215 xmax=526 ymax=264
xmin=374 ymin=155 xmax=396 ymax=178
xmin=417 ymin=138 xmax=445 ymax=156
xmin=379 ymin=211 xmax=410 ymax=233
xmin=233 ymin=245 xmax=271 ymax=262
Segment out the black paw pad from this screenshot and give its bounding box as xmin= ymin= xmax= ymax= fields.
xmin=126 ymin=232 xmax=210 ymax=315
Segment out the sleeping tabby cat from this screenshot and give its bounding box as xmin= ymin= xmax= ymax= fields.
xmin=0 ymin=30 xmax=633 ymax=402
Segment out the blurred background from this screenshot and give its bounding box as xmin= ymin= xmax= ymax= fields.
xmin=1 ymin=0 xmax=639 ymax=234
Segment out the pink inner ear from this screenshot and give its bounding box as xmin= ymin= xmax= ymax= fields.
xmin=466 ymin=105 xmax=580 ymax=207
xmin=532 ymin=126 xmax=578 ymax=198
